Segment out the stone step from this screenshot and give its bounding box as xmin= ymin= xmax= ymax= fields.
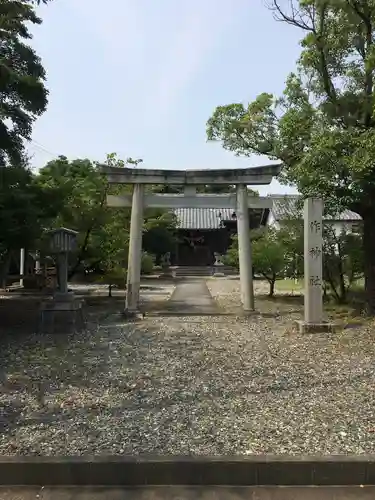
xmin=173 ymin=266 xmax=236 ymax=277
xmin=1 ymin=456 xmax=374 ymax=490
xmin=2 ymin=486 xmax=373 ymax=499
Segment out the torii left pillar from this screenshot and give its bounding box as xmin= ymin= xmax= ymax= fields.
xmin=125 ymin=183 xmax=144 ymax=314
xmin=236 ymin=184 xmax=255 ymax=312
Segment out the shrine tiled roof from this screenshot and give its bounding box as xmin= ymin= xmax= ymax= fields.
xmin=172 ymin=196 xmax=361 ymax=230
xmin=268 ymin=195 xmax=362 ymax=222
xmin=173 ymin=208 xmax=234 ymax=230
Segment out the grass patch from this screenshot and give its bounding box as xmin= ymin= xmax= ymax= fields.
xmin=323 ymin=301 xmax=370 ymax=330
xmin=275 ymin=279 xmax=303 ymax=292
xmin=272 ymin=280 xmax=369 ymax=328
xmin=350 ymin=277 xmax=365 ymax=292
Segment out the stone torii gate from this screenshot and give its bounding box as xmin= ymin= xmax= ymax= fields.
xmin=102 ymin=164 xmax=281 ymax=315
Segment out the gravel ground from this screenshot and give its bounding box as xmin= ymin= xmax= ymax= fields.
xmin=0 ymin=278 xmax=375 ymax=456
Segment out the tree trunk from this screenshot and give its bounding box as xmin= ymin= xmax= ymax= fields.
xmin=363 ymin=214 xmax=375 ymax=313
xmin=0 ymin=250 xmax=12 ymax=289
xmin=323 ymin=262 xmax=341 ymax=303
xmin=68 ymin=183 xmax=109 ymax=280
xmin=268 ymin=275 xmax=276 ymax=297
xmin=338 ymin=273 xmax=347 ymax=303
xmin=68 ymin=226 xmax=93 ymax=279
xmin=336 ymin=239 xmax=347 ymax=303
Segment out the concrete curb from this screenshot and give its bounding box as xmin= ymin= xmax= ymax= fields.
xmin=0 ymin=456 xmax=375 ymax=486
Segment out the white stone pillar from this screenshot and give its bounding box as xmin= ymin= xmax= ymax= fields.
xmin=126 ymin=183 xmax=144 ymax=313
xmin=20 ymin=248 xmax=25 ymax=287
xmin=296 ymin=197 xmax=332 ymax=333
xmin=304 ymin=198 xmax=323 ymax=324
xmin=236 ymin=184 xmax=254 ymax=311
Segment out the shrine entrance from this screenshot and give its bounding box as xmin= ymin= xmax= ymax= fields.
xmin=102 ymin=165 xmax=281 ymax=314
xmin=178 ymin=231 xmax=211 ymax=266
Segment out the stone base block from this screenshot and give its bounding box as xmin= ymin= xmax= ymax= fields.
xmin=212 ymin=265 xmax=225 ymax=277
xmin=122 ymin=309 xmax=145 ymax=320
xmin=295 ymin=320 xmax=334 ymax=334
xmin=53 ymin=291 xmax=75 ymax=302
xmin=39 ymin=296 xmax=85 ymax=334
xmin=242 ymin=309 xmax=260 ymax=317
xmin=160 ymin=272 xmax=174 ymax=279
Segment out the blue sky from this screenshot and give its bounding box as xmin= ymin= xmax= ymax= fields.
xmin=29 ymin=0 xmax=301 ymax=195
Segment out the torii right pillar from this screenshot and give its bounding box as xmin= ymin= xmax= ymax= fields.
xmin=296 ymin=198 xmax=333 ymax=333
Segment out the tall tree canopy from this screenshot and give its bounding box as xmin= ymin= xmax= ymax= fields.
xmin=0 ymin=164 xmax=61 ymax=285
xmin=36 ymin=154 xmax=132 ymax=277
xmin=0 ymin=0 xmax=49 ymax=166
xmin=207 ymin=0 xmax=375 ymax=311
xmin=36 ymin=153 xmax=178 ymax=278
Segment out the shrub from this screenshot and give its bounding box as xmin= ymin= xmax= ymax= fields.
xmin=141 ymin=252 xmax=155 ymax=274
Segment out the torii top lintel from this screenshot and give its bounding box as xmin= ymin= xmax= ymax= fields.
xmin=101 ymin=163 xmax=282 ymax=185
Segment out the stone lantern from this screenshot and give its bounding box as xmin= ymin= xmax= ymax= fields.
xmin=50 ymin=228 xmax=78 ymax=295
xmin=39 ymin=228 xmax=85 ymax=333
xmin=212 ymin=252 xmax=225 ymax=277
xmin=50 ymin=227 xmax=77 ymax=253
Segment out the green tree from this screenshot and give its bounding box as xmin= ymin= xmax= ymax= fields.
xmin=323 ymin=226 xmax=364 ymax=303
xmin=36 ymin=153 xmax=178 ymax=281
xmin=36 ymin=154 xmax=132 ymax=278
xmin=143 ymin=211 xmax=177 ymax=264
xmin=278 ymin=218 xmax=304 ymax=279
xmin=207 ymin=0 xmax=375 ymax=311
xmin=224 ymin=228 xmax=288 ymax=296
xmin=223 ymin=235 xmax=239 ymax=268
xmin=0 ymin=0 xmax=49 ymax=166
xmin=0 ymin=165 xmax=61 ymax=286
xmin=251 ymin=228 xmax=287 ymax=297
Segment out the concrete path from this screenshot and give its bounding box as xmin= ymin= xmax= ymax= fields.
xmin=163 ymin=279 xmax=219 ymax=315
xmin=1 ymin=486 xmax=374 ymax=499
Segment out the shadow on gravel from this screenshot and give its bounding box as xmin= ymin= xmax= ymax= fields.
xmin=0 ymin=297 xmax=42 ymax=337
xmin=0 ymin=290 xmax=167 ymax=339
xmin=0 ymin=319 xmax=165 ymax=438
xmin=1 ymin=305 xmax=371 ymax=443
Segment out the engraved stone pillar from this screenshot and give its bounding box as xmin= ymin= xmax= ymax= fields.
xmin=296 ymin=198 xmax=332 ymax=333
